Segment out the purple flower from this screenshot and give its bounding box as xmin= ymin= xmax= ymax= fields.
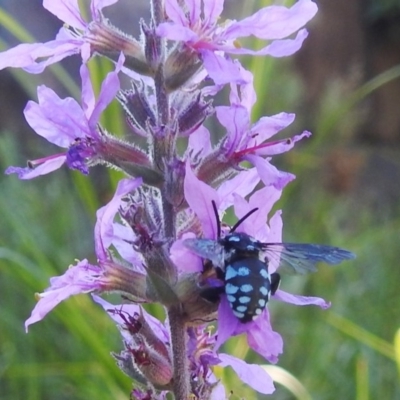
xmin=217 ymin=105 xmax=311 ymax=189
xmin=94 ymin=296 xmax=275 ymax=395
xmin=188 ymin=100 xmax=310 ymax=191
xmin=0 ymin=0 xmax=119 ymax=73
xmin=179 ymin=169 xmax=330 ymax=362
xmin=5 ymin=53 xmax=124 ymax=179
xmin=94 ymin=178 xmax=144 ymax=267
xmin=156 ymin=0 xmax=317 ymax=84
xmin=25 ymin=177 xmax=148 ymax=331
xmin=25 ymin=259 xmax=109 ymax=331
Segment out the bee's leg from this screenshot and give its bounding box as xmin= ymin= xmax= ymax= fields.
xmin=202 ymin=259 xmax=214 ymax=273
xmin=270 ymin=272 xmax=281 ymax=295
xmin=215 ymin=266 xmax=225 ymax=280
xmin=200 ymin=286 xmax=225 ymax=304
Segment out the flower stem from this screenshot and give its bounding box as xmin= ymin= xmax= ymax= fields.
xmin=168 ymin=306 xmax=190 ymax=399
xmin=150 ymin=0 xmax=164 ymax=26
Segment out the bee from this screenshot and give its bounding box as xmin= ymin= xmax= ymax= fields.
xmin=184 ymin=202 xmax=355 ymax=323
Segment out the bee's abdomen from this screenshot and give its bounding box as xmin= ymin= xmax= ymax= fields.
xmin=224 ymin=257 xmax=271 ymax=323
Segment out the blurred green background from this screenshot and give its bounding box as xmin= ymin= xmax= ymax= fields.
xmin=1 ymin=0 xmax=400 ymax=399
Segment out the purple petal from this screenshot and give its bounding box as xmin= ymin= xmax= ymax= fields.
xmin=91 ymin=295 xmax=169 ymax=344
xmin=203 ymin=0 xmax=224 ymax=25
xmin=156 ymin=23 xmax=198 ymax=43
xmin=184 ymin=163 xmax=219 ymax=239
xmin=214 ymin=297 xmax=241 ymax=350
xmin=110 ymin=224 xmax=143 ymax=268
xmin=225 ymin=28 xmax=309 ymax=58
xmin=80 ymin=63 xmax=96 ymax=119
xmin=25 ymin=260 xmax=103 ymax=331
xmin=201 ymin=51 xmax=250 ymax=85
xmin=44 ymin=0 xmax=84 ymax=27
xmin=186 ymin=0 xmax=200 ymax=23
xmin=216 ymin=105 xmax=249 ymax=155
xmin=218 ymin=168 xmax=260 ymax=210
xmin=23 ymin=38 xmax=83 ymax=74
xmin=263 ymin=209 xmax=284 ymax=273
xmin=0 ymin=38 xmax=81 ymax=73
xmin=91 ymin=0 xmax=119 ymax=20
xmin=218 ymin=354 xmax=275 ymax=394
xmin=251 ymin=113 xmax=295 ymax=142
xmin=24 ymin=85 xmax=87 ymax=147
xmin=228 ymin=67 xmax=256 ymax=112
xmin=267 ymin=209 xmax=283 ymax=240
xmin=253 ymin=131 xmax=311 ymax=156
xmin=5 ymin=155 xmax=66 ymax=179
xmin=245 ymin=310 xmax=284 ymax=363
xmin=223 ymin=0 xmax=317 ymax=40
xmin=232 ymin=186 xmax=282 ymax=238
xmin=170 ymin=234 xmax=203 ymax=273
xmin=164 ymin=0 xmax=187 ymax=25
xmin=95 ymin=178 xmax=142 ymax=260
xmin=273 ymin=289 xmax=331 ymax=309
xmin=253 ymin=29 xmax=309 ymax=57
xmin=43 ymin=0 xmax=86 ymax=29
xmin=245 ymin=154 xmax=295 ymax=189
xmin=248 ymin=186 xmax=282 ymax=224
xmin=188 ymin=126 xmax=212 ymax=157
xmin=0 ymin=43 xmax=49 ymax=70
xmin=217 ymin=105 xmax=249 ymax=142
xmin=87 ymin=52 xmax=124 ymax=128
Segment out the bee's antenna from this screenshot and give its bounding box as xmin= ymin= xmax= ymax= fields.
xmin=211 ymin=200 xmax=221 ymax=238
xmin=230 ymin=207 xmax=259 ymax=233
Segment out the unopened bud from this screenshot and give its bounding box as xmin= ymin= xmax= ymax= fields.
xmin=141 ymin=20 xmax=162 ymax=72
xmin=87 ymin=19 xmax=152 ymax=77
xmin=195 ymin=148 xmax=237 ymax=188
xmin=129 ymin=343 xmax=173 ymax=387
xmin=164 ymin=45 xmax=202 ymax=92
xmin=164 ymin=158 xmax=185 ymax=207
xmin=101 ymin=261 xmax=150 ymax=301
xmin=118 ymin=85 xmax=156 ymax=136
xmin=175 ymin=92 xmax=213 ymax=136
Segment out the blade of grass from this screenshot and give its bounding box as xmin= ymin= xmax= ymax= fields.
xmin=356 ymin=355 xmax=369 ymax=400
xmin=327 ymin=313 xmax=395 ymax=361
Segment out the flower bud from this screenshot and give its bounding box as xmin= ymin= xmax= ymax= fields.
xmin=118 ymin=84 xmax=156 ymax=137
xmin=164 ymin=158 xmax=185 ymax=207
xmin=164 ymin=45 xmax=202 ymax=92
xmin=129 ymin=343 xmax=173 ymax=387
xmin=174 ymin=92 xmax=213 ymax=137
xmin=86 ymin=18 xmax=152 ymax=77
xmin=141 ymin=20 xmax=162 ymax=73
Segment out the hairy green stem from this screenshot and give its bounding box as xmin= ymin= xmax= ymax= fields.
xmin=168 ymin=306 xmax=190 ymax=399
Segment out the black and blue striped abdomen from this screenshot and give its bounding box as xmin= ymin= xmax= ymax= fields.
xmin=224 ymin=257 xmax=272 ymax=323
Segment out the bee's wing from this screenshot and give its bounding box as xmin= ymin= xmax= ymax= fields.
xmin=183 ymin=238 xmax=225 ymax=267
xmin=262 ymin=243 xmax=356 ymax=275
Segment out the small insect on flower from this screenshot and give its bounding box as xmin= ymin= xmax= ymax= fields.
xmin=184 ymin=202 xmax=356 ymax=323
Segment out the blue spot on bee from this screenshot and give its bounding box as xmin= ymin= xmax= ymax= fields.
xmin=240 ymin=284 xmax=253 ymax=293
xmin=225 ymin=283 xmax=239 ymax=294
xmin=239 ymin=296 xmax=251 ymax=304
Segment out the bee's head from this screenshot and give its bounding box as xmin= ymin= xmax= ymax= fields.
xmin=220 ymin=232 xmax=261 ymax=254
